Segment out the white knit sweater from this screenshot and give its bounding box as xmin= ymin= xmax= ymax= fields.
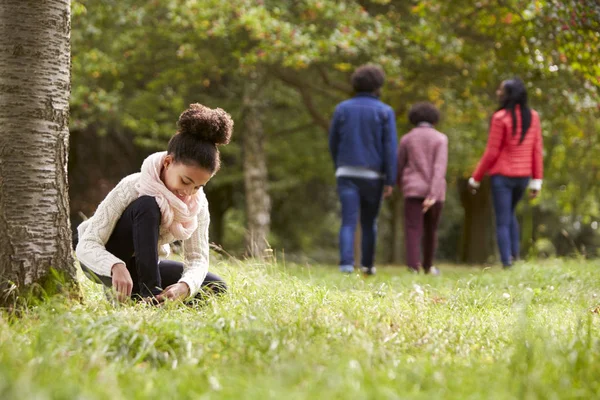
xmin=75 ymin=173 xmax=210 ymax=297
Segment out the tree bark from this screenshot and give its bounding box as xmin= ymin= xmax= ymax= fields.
xmin=519 ymin=200 xmax=534 ymax=258
xmin=206 ymin=183 xmax=233 ymax=248
xmin=242 ymin=74 xmax=271 ymax=259
xmin=458 ymin=177 xmax=498 ymax=264
xmin=0 ymin=0 xmax=76 ymax=302
xmin=389 ymin=192 xmax=405 ymax=265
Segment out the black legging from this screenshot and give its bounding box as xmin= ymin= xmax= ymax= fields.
xmin=79 ymin=195 xmax=226 ymax=298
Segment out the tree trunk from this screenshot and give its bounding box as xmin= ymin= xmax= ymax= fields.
xmin=68 ymin=127 xmax=145 ymax=237
xmin=206 ymin=184 xmax=233 ymax=248
xmin=242 ymin=74 xmax=271 ymax=259
xmin=389 ymin=192 xmax=405 ymax=265
xmin=519 ymin=200 xmax=534 ymax=258
xmin=0 ymin=0 xmax=76 ymax=303
xmin=458 ymin=177 xmax=497 ymax=264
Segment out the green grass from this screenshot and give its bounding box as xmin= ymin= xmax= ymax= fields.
xmin=1 ymin=258 xmax=600 ymax=399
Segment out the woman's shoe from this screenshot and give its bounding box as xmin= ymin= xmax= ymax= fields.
xmin=360 ymin=266 xmax=376 ymax=276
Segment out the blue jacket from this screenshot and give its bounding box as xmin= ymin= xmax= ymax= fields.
xmin=328 ymin=93 xmax=398 ymax=186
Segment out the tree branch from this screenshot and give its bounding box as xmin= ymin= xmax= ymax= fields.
xmin=297 ymin=87 xmax=330 ymax=131
xmin=315 ymin=65 xmax=353 ymax=95
xmin=272 ymin=67 xmax=341 ymax=101
xmin=272 ymin=69 xmax=331 ymax=131
xmin=273 ymin=123 xmax=315 ymax=136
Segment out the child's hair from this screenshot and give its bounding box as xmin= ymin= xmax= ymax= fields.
xmin=408 ymin=102 xmax=440 ymax=126
xmin=167 ymin=103 xmax=234 ymax=174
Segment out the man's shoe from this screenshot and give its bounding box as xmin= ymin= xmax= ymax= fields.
xmin=339 ymin=265 xmax=354 ymax=274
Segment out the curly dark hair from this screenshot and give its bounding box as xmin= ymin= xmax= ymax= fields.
xmin=351 ymin=64 xmax=385 ymax=94
xmin=167 ymin=103 xmax=234 ymax=173
xmin=408 ymin=102 xmax=440 ymax=126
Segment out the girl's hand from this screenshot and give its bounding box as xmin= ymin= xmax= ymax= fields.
xmin=422 ymin=198 xmax=436 ymax=213
xmin=111 ymin=263 xmax=133 ymax=302
xmin=468 ymin=177 xmax=480 ymax=194
xmin=156 ymin=282 xmax=190 ymax=302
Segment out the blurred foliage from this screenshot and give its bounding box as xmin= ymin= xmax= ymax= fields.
xmin=70 ymin=0 xmax=600 ymax=260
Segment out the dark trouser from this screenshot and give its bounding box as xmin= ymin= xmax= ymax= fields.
xmin=490 ymin=175 xmax=529 ymax=267
xmin=404 ymin=197 xmax=444 ymax=272
xmin=336 ymin=177 xmax=384 ymax=269
xmin=80 ymin=196 xmax=226 ymax=298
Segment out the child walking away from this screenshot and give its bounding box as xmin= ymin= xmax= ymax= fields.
xmin=76 ymin=104 xmax=233 ymax=303
xmin=397 ymin=103 xmax=448 ymax=275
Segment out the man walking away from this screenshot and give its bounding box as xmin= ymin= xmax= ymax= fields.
xmin=329 ymin=64 xmax=398 ymax=275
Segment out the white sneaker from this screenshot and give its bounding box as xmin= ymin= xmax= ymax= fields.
xmin=339 ymin=265 xmax=354 ymax=274
xmin=427 ymin=266 xmax=441 ymax=276
xmin=360 ymin=266 xmax=376 ymax=276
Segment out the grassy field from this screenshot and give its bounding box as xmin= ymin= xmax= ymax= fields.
xmin=1 ymin=258 xmax=599 ymax=399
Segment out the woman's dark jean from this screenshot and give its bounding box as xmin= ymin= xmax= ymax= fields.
xmin=80 ymin=196 xmax=226 ymax=299
xmin=490 ymin=175 xmax=530 ymax=267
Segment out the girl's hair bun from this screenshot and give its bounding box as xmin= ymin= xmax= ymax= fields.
xmin=177 ymin=103 xmax=233 ymax=145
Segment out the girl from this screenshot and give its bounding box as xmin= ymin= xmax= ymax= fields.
xmin=469 ymin=78 xmax=543 ymax=268
xmin=76 ymin=103 xmax=233 ymax=302
xmin=397 ymin=102 xmax=448 ymax=275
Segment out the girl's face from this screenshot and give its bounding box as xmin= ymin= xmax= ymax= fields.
xmin=496 ymin=81 xmax=507 ymax=103
xmin=161 ymin=155 xmax=212 ymax=200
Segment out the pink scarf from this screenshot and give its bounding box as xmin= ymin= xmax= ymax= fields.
xmin=135 ymin=152 xmax=201 ymax=240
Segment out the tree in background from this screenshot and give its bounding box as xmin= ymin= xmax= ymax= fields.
xmin=69 ymin=0 xmax=600 ymax=264
xmin=0 ymin=0 xmax=76 ymax=304
xmin=241 ymin=71 xmax=272 ymax=258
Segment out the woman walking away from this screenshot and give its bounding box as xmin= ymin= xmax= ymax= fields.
xmin=397 ymin=102 xmax=448 ymax=275
xmin=76 ymin=103 xmax=233 ymax=303
xmin=469 ymin=78 xmax=544 ymax=268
